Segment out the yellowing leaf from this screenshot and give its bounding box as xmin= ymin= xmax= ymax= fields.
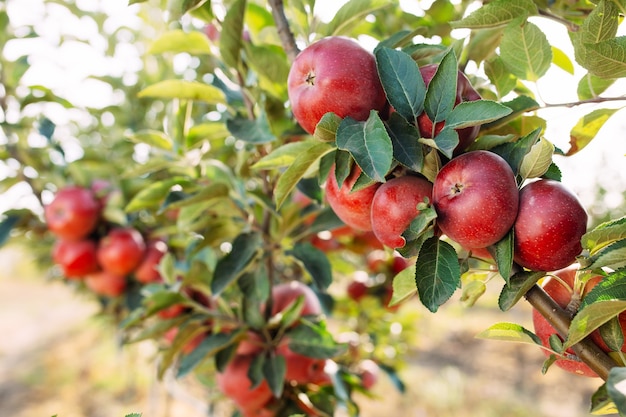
xmin=551 ymin=46 xmax=575 ymax=74
xmin=568 ymin=108 xmax=619 ymax=156
xmin=475 ymin=322 xmax=541 ymax=345
xmin=138 ymin=80 xmax=226 ymax=104
xmin=519 ymin=137 xmax=554 ymax=180
xmin=148 ymin=29 xmax=212 ymax=55
xmin=389 ymin=264 xmax=417 ymax=307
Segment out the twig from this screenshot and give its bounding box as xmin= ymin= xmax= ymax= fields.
xmin=538 ymin=8 xmax=580 ymax=32
xmin=267 ymin=0 xmax=300 ymax=62
xmin=543 ymin=95 xmax=626 ymax=109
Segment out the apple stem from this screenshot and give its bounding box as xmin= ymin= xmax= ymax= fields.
xmin=524 ymin=284 xmax=617 ymax=380
xmin=267 ymin=0 xmax=300 ymax=62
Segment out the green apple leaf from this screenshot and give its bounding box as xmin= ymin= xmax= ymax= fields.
xmin=519 ymin=137 xmax=555 ymax=180
xmin=219 ymin=0 xmax=245 ymax=68
xmin=586 ymin=240 xmax=626 ymax=271
xmin=424 ymin=49 xmax=457 ymax=126
xmin=239 ymin=268 xmax=270 ymax=329
xmin=491 ymin=127 xmax=541 ymax=179
xmin=414 ymin=236 xmax=461 ymax=313
xmin=375 ymin=46 xmax=426 ymax=122
xmin=163 ymin=183 xmax=230 ymax=210
xmin=252 ymin=140 xmax=320 ymax=170
xmin=0 ymin=214 xmax=20 ymax=248
xmin=445 ymin=100 xmax=513 ymax=130
xmin=314 ymin=112 xmax=342 ymax=142
xmin=467 ymin=134 xmax=517 ymax=151
xmin=263 ymin=354 xmax=286 ymax=398
xmin=227 ymin=111 xmax=276 ymax=144
xmin=551 ymin=46 xmax=575 ymax=74
xmin=148 ymin=29 xmax=212 ymax=55
xmin=211 ymin=232 xmax=263 ymax=295
xmin=389 ymin=264 xmax=417 ymax=307
xmin=288 ymin=322 xmax=344 ymax=359
xmin=322 ymin=0 xmax=390 ymax=36
xmin=138 ymin=80 xmax=227 ymax=103
xmin=500 ymin=19 xmax=552 ymax=81
xmin=475 ymin=322 xmax=542 ymax=345
xmin=581 ymin=0 xmax=619 ymax=44
xmin=607 ymin=367 xmax=626 ymax=415
xmin=466 ymin=27 xmax=505 ymax=64
xmin=460 ymin=279 xmax=487 ymax=308
xmin=125 ymin=177 xmax=194 ymax=212
xmin=386 ymin=113 xmax=424 ymax=172
xmin=274 ymin=142 xmax=334 ymax=209
xmin=430 ymin=127 xmax=459 ymax=159
xmin=482 ymin=95 xmax=540 ymax=131
xmin=186 ymin=122 xmax=230 ymax=148
xmin=598 ymin=316 xmax=625 ymax=353
xmin=577 ymin=73 xmax=616 ymax=100
xmin=245 ymin=44 xmax=289 ymax=97
xmin=336 ymin=111 xmax=393 ymax=183
xmin=177 ymin=332 xmax=241 ymax=378
xmin=287 ymin=242 xmax=333 ymax=290
xmin=485 ymin=56 xmax=517 ymax=98
xmin=498 ymin=270 xmax=544 ymax=312
xmin=567 ymin=108 xmax=619 ymax=156
xmin=493 ymin=230 xmax=514 ymax=283
xmin=450 ymin=0 xmax=537 ymax=29
xmin=590 ymin=383 xmax=619 ymax=416
xmin=567 ymin=299 xmax=626 ymax=350
xmin=581 ymin=216 xmax=626 ymax=255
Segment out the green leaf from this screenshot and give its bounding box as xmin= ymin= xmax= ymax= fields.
xmin=582 ymin=216 xmax=626 ymax=255
xmin=389 ymin=264 xmax=417 ymax=307
xmin=274 ymin=142 xmax=334 ymax=209
xmin=482 ymin=95 xmax=540 ymax=131
xmin=187 ymin=122 xmax=230 ymax=148
xmin=288 ymin=322 xmax=343 ymax=359
xmin=450 ymin=0 xmax=537 ymax=29
xmin=581 ymin=0 xmax=619 ymax=45
xmin=519 ymin=137 xmax=555 ymax=180
xmin=138 ymin=80 xmax=226 ymax=104
xmin=148 ymin=29 xmax=212 ymax=55
xmin=263 ymin=354 xmax=286 ymax=398
xmin=485 ymin=56 xmax=517 ymax=98
xmin=575 ymin=36 xmax=626 ymax=79
xmin=491 ymin=127 xmax=541 ymax=178
xmin=414 ymin=236 xmax=461 ymax=312
xmin=500 ymin=19 xmax=552 ymax=81
xmin=219 ymin=0 xmax=246 ymax=68
xmin=460 ymin=279 xmax=487 ymax=308
xmin=567 ymin=108 xmax=619 ymax=156
xmin=498 ymin=270 xmax=544 ymax=311
xmin=430 ymin=127 xmax=459 ymax=159
xmin=177 ymin=332 xmax=241 ymax=378
xmin=125 ymin=177 xmax=193 ymax=212
xmin=475 ymin=322 xmax=542 ymax=345
xmin=607 ymin=367 xmax=626 ymax=415
xmin=493 ymin=230 xmax=514 ymax=283
xmin=252 ymin=140 xmax=321 ymax=170
xmin=375 ymin=47 xmax=425 ymax=121
xmin=424 ymin=49 xmax=457 ymax=126
xmin=211 ymin=232 xmax=263 ymax=295
xmin=386 ymin=113 xmax=424 ymax=173
xmin=336 ymin=111 xmax=393 ymax=183
xmin=551 ymin=46 xmax=574 ymax=74
xmin=590 ymin=383 xmax=619 ymax=415
xmin=125 ymin=414 xmax=142 ymax=417
xmin=239 ymin=268 xmax=270 ymax=329
xmin=322 ymin=0 xmax=390 ymax=36
xmin=226 ymin=112 xmax=276 ymax=144
xmin=466 ymin=27 xmax=505 ymax=64
xmin=165 ymin=183 xmax=230 ymax=211
xmin=0 ymin=215 xmax=20 ymax=248
xmin=598 ymin=316 xmax=625 ymax=353
xmin=586 ymin=240 xmax=626 ymax=271
xmin=577 ymin=73 xmax=616 ymax=100
xmin=314 ymin=112 xmax=342 ymax=142
xmin=125 ymin=130 xmax=173 ymax=151
xmin=287 ymin=242 xmax=333 ymax=290
xmin=445 ymin=100 xmax=513 ymax=130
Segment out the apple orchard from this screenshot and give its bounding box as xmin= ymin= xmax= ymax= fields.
xmin=2 ymin=0 xmax=626 ymax=416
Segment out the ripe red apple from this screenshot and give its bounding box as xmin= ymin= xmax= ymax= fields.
xmin=44 ymin=186 xmax=101 ymax=241
xmin=157 ymin=303 xmax=186 ymax=319
xmin=416 ymin=64 xmax=482 ymax=153
xmin=216 ymin=355 xmax=274 ymax=412
xmin=532 ymin=264 xmax=602 ymax=377
xmin=514 ymin=179 xmax=588 ymax=272
xmin=271 ymin=281 xmax=322 ymax=318
xmin=97 ymin=227 xmax=146 ymax=276
xmin=287 ymin=36 xmax=388 ymax=135
xmin=325 ymin=164 xmax=380 ymax=231
xmin=358 ymin=359 xmax=380 ymax=390
xmin=85 ymin=270 xmax=127 ymax=297
xmin=432 ymin=150 xmax=519 ymax=248
xmin=52 ymin=238 xmax=100 ymax=278
xmin=347 ymin=276 xmax=369 ymax=302
xmin=134 ymin=240 xmax=168 ymax=284
xmin=277 ymin=341 xmax=330 ymax=386
xmin=370 ymin=175 xmax=433 ymax=248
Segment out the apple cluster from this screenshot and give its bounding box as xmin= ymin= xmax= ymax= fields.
xmin=44 ymin=184 xmax=168 ymax=297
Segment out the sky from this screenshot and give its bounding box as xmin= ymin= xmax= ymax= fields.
xmin=1 ymin=0 xmax=625 ymax=218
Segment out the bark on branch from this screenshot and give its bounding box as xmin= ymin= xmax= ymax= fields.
xmin=267 ymin=0 xmax=300 ymax=63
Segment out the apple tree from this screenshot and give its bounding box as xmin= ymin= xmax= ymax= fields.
xmin=1 ymin=0 xmax=626 ymax=415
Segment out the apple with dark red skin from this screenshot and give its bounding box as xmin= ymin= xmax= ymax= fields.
xmin=347 ymin=278 xmax=368 ymax=302
xmin=287 ymin=36 xmax=388 ymax=135
xmin=52 ymin=239 xmax=100 ymax=278
xmin=85 ymin=270 xmax=127 ymax=297
xmin=432 ymin=150 xmax=519 ymax=249
xmin=276 ymin=339 xmax=330 ymax=386
xmin=270 ymin=281 xmax=322 ymax=318
xmin=216 ymin=354 xmax=274 ymax=412
xmin=97 ymin=227 xmax=146 ymax=276
xmin=416 ymin=64 xmax=482 ymax=153
xmin=325 ymin=164 xmax=380 ymax=231
xmin=358 ymin=359 xmax=380 ymax=390
xmin=44 ymin=186 xmax=101 ymax=241
xmin=532 ymin=264 xmax=602 ymax=377
xmin=134 ymin=240 xmax=168 ymax=284
xmin=514 ymin=179 xmax=587 ymax=272
xmin=370 ymin=175 xmax=433 ymax=248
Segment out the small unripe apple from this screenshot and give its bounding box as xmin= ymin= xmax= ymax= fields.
xmin=287 ymin=36 xmax=387 ymax=134
xmin=432 ymin=150 xmax=519 ymax=248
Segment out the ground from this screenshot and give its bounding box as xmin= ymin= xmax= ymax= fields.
xmin=0 ymin=246 xmax=607 ymax=417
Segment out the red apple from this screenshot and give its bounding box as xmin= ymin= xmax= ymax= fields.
xmin=271 ymin=281 xmax=322 ymax=318
xmin=97 ymin=227 xmax=146 ymax=276
xmin=134 ymin=240 xmax=168 ymax=284
xmin=432 ymin=150 xmax=519 ymax=248
xmin=287 ymin=36 xmax=388 ymax=135
xmin=325 ymin=164 xmax=380 ymax=231
xmin=216 ymin=355 xmax=274 ymax=412
xmin=44 ymin=186 xmax=101 ymax=241
xmin=277 ymin=341 xmax=330 ymax=386
xmin=85 ymin=270 xmax=127 ymax=297
xmin=370 ymin=175 xmax=433 ymax=248
xmin=52 ymin=238 xmax=100 ymax=278
xmin=347 ymin=277 xmax=369 ymax=302
xmin=358 ymin=359 xmax=380 ymax=390
xmin=416 ymin=64 xmax=482 ymax=153
xmin=514 ymin=179 xmax=587 ymax=271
